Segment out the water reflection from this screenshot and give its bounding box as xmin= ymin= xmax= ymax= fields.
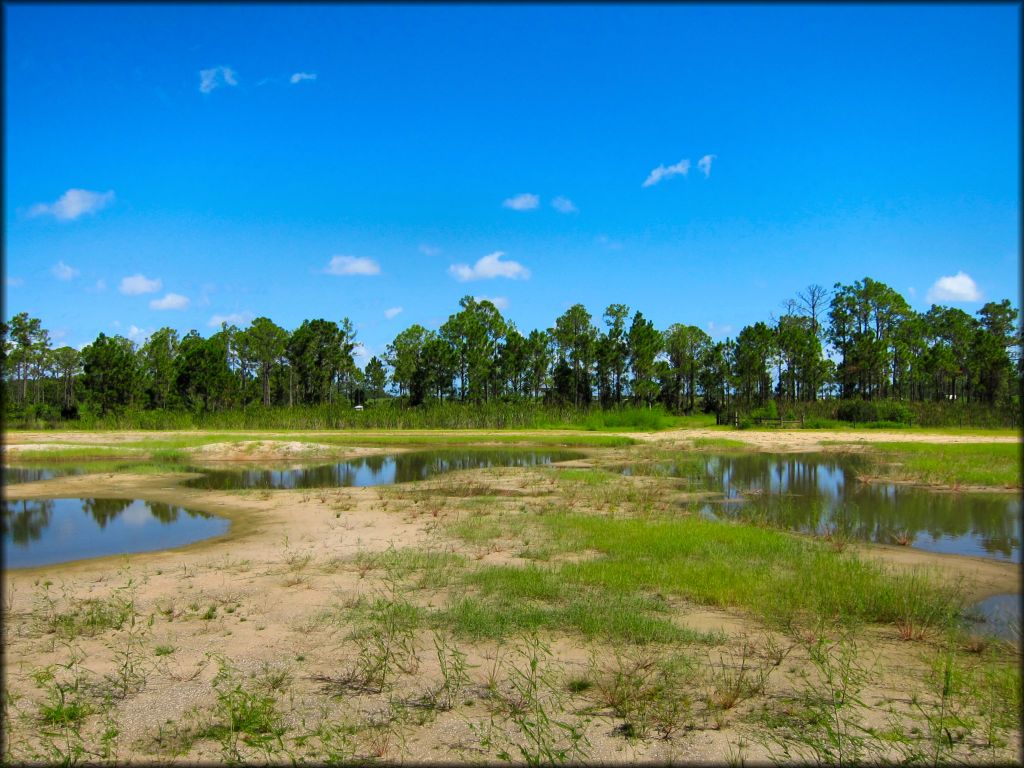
xmin=185 ymin=449 xmax=584 ymax=490
xmin=644 ymin=453 xmax=1020 ymax=563
xmin=3 ymin=466 xmax=85 ymax=484
xmin=2 ymin=498 xmax=229 ymax=568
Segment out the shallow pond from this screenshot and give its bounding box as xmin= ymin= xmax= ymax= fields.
xmin=2 ymin=498 xmax=229 ymax=569
xmin=3 ymin=465 xmax=86 ymax=484
xmin=184 ymin=449 xmax=585 ymax=490
xmin=626 ymin=453 xmax=1021 ymax=563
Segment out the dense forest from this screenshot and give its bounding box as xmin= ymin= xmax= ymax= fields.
xmin=2 ymin=277 xmax=1020 ymax=428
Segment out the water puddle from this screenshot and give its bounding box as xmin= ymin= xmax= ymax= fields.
xmin=2 ymin=498 xmax=229 ymax=568
xmin=623 ymin=453 xmax=1020 ymax=563
xmin=4 ymin=466 xmax=87 ymax=484
xmin=966 ymin=594 xmax=1021 ymax=642
xmin=184 ymin=449 xmax=584 ymax=490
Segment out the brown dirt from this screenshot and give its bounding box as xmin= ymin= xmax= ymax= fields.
xmin=2 ymin=429 xmax=1020 ymax=764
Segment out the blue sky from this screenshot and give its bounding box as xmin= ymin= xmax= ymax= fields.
xmin=4 ymin=3 xmax=1019 ymax=362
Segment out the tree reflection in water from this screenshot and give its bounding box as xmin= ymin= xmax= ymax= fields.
xmin=688 ymin=454 xmax=1020 ymax=563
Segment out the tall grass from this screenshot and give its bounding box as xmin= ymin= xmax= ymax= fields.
xmin=9 ymin=402 xmax=715 ymax=432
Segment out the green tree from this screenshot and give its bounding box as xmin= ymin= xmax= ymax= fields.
xmin=551 ymin=304 xmax=597 ymax=407
xmin=80 ymin=333 xmax=142 ymax=414
xmin=386 ymin=324 xmax=431 ymax=401
xmin=238 ymin=317 xmax=289 ymax=407
xmin=141 ymin=327 xmax=180 ymax=409
xmin=664 ymin=324 xmax=711 ymax=412
xmin=626 ymin=311 xmax=661 ymax=406
xmin=174 ymin=331 xmax=234 ymax=411
xmin=733 ymin=322 xmax=775 ymax=407
xmin=50 ymin=346 xmax=82 ymax=413
xmin=286 ymin=319 xmax=348 ymax=405
xmin=364 ymin=356 xmax=388 ymax=400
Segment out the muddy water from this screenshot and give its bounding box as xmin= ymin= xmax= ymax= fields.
xmin=625 ymin=453 xmax=1021 ymax=563
xmin=2 ymin=498 xmax=228 ymax=568
xmin=184 ymin=449 xmax=585 ymax=489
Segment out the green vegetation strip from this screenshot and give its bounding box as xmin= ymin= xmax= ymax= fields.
xmin=853 ymin=442 xmax=1021 ymax=488
xmin=443 ymin=513 xmax=963 ymax=639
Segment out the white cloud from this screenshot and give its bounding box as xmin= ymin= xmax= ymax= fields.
xmin=907 ymin=286 xmax=917 ymax=299
xmin=324 ymin=255 xmax=381 ymax=276
xmin=289 ymin=72 xmax=317 ymax=84
xmin=706 ymin=321 xmax=734 ymax=338
xmin=51 ymin=260 xmax=80 ymax=281
xmin=551 ymin=196 xmax=578 ymax=214
xmin=642 ymin=159 xmax=690 ymax=188
xmin=449 ymin=251 xmax=531 ymax=282
xmin=119 ymin=274 xmax=162 ymax=295
xmin=208 ymin=312 xmax=254 ymax=328
xmin=127 ymin=325 xmax=149 ymax=343
xmin=502 ymin=193 xmax=540 ymax=211
xmin=419 ymin=244 xmax=442 ymax=256
xmin=384 ymin=307 xmax=403 ymax=319
xmin=28 ymin=189 xmax=115 ymax=221
xmin=149 ymin=293 xmax=190 ymax=310
xmin=927 ymin=271 xmax=982 ymax=303
xmin=697 ymin=154 xmax=716 ymax=178
xmin=5 ymin=276 xmax=24 ymax=287
xmin=199 ymin=66 xmax=238 ymax=94
xmin=474 ymin=296 xmax=509 ymax=311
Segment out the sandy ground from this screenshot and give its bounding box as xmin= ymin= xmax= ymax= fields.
xmin=2 ymin=429 xmax=1020 ymax=763
xmin=627 ymin=426 xmax=1022 ymax=451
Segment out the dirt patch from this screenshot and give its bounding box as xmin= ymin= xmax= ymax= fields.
xmin=625 ymin=427 xmax=1021 ymax=453
xmin=186 ymin=440 xmax=394 ymax=462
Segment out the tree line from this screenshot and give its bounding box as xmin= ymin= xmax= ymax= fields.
xmin=2 ymin=277 xmax=1020 ymax=423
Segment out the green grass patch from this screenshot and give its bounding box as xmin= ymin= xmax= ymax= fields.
xmin=555 ymin=468 xmax=614 ymax=485
xmin=852 ymin=442 xmax=1021 ymax=488
xmin=692 ymin=437 xmax=749 ymax=450
xmin=532 ymin=513 xmax=963 ymax=631
xmin=437 ymin=589 xmax=709 ymax=645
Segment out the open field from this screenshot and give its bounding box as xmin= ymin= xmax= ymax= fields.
xmin=2 ymin=428 xmax=1020 ymax=764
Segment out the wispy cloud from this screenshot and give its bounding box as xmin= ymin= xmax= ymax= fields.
xmin=642 ymin=159 xmax=690 ymax=188
xmin=449 ymin=251 xmax=530 ymax=282
xmin=289 ymin=72 xmax=317 ymax=84
xmin=208 ymin=312 xmax=254 ymax=328
xmin=199 ymin=66 xmax=238 ymax=94
xmin=28 ymin=189 xmax=115 ymax=221
xmin=502 ymin=193 xmax=540 ymax=211
xmin=551 ymin=196 xmax=578 ymax=214
xmin=697 ymin=154 xmax=716 ymax=178
xmin=324 ymin=255 xmax=381 ymax=276
xmin=119 ymin=274 xmax=162 ymax=295
xmin=51 ymin=261 xmax=80 ymax=281
xmin=706 ymin=321 xmax=734 ymax=338
xmin=5 ymin=276 xmax=24 ymax=287
xmin=384 ymin=307 xmax=403 ymax=319
xmin=596 ymin=234 xmax=622 ymax=250
xmin=907 ymin=286 xmax=917 ymax=299
xmin=127 ymin=325 xmax=149 ymax=343
xmin=927 ymin=271 xmax=982 ymax=303
xmin=86 ymin=279 xmax=107 ymax=294
xmin=474 ymin=296 xmax=509 ymax=310
xmin=419 ymin=244 xmax=442 ymax=256
xmin=149 ymin=293 xmax=190 ymax=310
